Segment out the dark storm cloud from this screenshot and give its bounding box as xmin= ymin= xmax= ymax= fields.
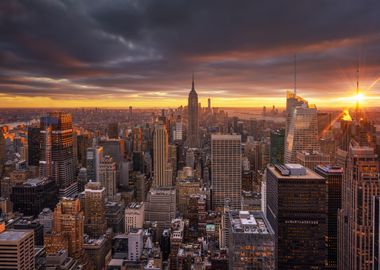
xmin=1 ymin=0 xmax=380 ymax=102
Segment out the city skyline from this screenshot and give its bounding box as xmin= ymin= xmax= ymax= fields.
xmin=1 ymin=1 xmax=380 ymax=108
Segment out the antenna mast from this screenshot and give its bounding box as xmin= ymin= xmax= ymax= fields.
xmin=294 ymin=54 xmax=297 ymax=95
xmin=356 ymin=59 xmax=359 ymax=120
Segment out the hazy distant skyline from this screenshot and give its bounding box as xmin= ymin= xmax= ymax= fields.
xmin=1 ymin=0 xmax=380 ymax=108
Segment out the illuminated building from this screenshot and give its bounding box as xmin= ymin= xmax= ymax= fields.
xmin=84 ymin=181 xmax=107 ymax=237
xmin=228 ymin=210 xmax=275 ymax=270
xmin=153 ymin=123 xmax=172 ymax=187
xmin=187 ymin=74 xmax=199 ymax=148
xmin=45 ymin=198 xmax=84 ymax=259
xmin=211 ymin=134 xmax=242 ymax=210
xmin=39 ymin=112 xmax=75 ymax=190
xmin=338 ymin=142 xmax=379 ymax=270
xmin=108 ymin=122 xmax=119 ymax=139
xmin=0 ymin=230 xmax=35 ymax=270
xmin=315 ymin=165 xmax=343 ymax=269
xmin=285 ymin=92 xmax=320 ymax=163
xmin=266 ymin=163 xmax=327 ymax=269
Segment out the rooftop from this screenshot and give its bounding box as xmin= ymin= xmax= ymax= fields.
xmin=229 ymin=211 xmax=273 ymax=235
xmin=0 ymin=230 xmax=32 ymax=242
xmin=268 ymin=164 xmax=324 ymax=180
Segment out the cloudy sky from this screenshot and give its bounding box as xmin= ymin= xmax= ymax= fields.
xmin=1 ymin=0 xmax=380 ymax=108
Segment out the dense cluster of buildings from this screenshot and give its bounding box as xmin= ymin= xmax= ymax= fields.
xmin=0 ymin=77 xmax=379 ymax=269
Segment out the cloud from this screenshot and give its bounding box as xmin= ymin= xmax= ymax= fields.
xmin=1 ymin=0 xmax=380 ymax=107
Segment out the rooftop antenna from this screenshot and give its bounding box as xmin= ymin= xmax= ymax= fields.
xmin=294 ymin=54 xmax=297 ymax=95
xmin=356 ymin=58 xmax=359 ymax=120
xmin=192 ymin=70 xmax=195 ymax=91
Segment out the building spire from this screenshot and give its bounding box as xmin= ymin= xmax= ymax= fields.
xmin=294 ymin=54 xmax=297 ymax=95
xmin=192 ymin=71 xmax=195 ymax=91
xmin=355 ymin=58 xmax=359 ymax=120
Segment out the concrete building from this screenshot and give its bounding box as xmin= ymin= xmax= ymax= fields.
xmin=145 ymin=188 xmax=176 ymax=234
xmin=84 ymin=181 xmax=107 ymax=237
xmin=211 ymin=134 xmax=242 ymax=210
xmin=99 ymin=155 xmax=117 ymax=199
xmin=128 ymin=228 xmax=143 ymax=262
xmin=0 ymin=230 xmax=35 ymax=269
xmin=187 ymin=74 xmax=199 ymax=148
xmin=86 ymin=146 xmax=103 ymax=182
xmin=296 ymin=150 xmax=330 ymax=170
xmin=125 ymin=202 xmax=145 ymax=233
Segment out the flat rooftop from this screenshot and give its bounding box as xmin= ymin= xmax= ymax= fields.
xmin=267 ymin=164 xmax=324 ymax=180
xmin=229 ymin=211 xmax=274 ymax=235
xmin=0 ymin=230 xmax=32 ymax=242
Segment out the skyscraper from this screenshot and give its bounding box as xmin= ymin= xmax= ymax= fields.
xmin=284 ymin=92 xmax=319 ymax=163
xmin=0 ymin=230 xmax=35 ymax=270
xmin=153 ymin=123 xmax=172 ymax=187
xmin=338 ymin=142 xmax=379 ymax=270
xmin=315 ymin=165 xmax=343 ymax=269
xmin=108 ymin=122 xmax=119 ymax=139
xmin=86 ymin=145 xmax=103 ymax=182
xmin=84 ymin=181 xmax=107 ymax=237
xmin=211 ymin=134 xmax=242 ymax=210
xmin=187 ymin=74 xmax=199 ymax=148
xmin=270 ymin=128 xmax=285 ymax=164
xmin=99 ymin=155 xmax=117 ymax=199
xmin=45 ymin=198 xmax=84 ymax=259
xmin=27 ymin=125 xmax=40 ymax=167
xmin=40 ymin=112 xmax=75 ymax=189
xmin=266 ymin=163 xmax=327 ymax=269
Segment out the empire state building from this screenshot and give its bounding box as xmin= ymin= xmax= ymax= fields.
xmin=187 ymin=74 xmax=199 ymax=148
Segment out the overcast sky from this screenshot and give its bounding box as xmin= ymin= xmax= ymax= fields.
xmin=1 ymin=0 xmax=380 ymax=108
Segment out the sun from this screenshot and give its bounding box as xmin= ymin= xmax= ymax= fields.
xmin=352 ymin=93 xmax=365 ymax=103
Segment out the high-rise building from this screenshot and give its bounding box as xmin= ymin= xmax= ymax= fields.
xmin=86 ymin=146 xmax=103 ymax=182
xmin=40 ymin=112 xmax=75 ymax=189
xmin=153 ymin=123 xmax=172 ymax=187
xmin=373 ymin=196 xmax=380 ymax=270
xmin=84 ymin=181 xmax=107 ymax=237
xmin=45 ymin=198 xmax=84 ymax=259
xmin=170 ymin=218 xmax=185 ymax=269
xmin=228 ymin=210 xmax=275 ymax=270
xmin=11 ymin=177 xmax=58 ymax=217
xmin=266 ymin=163 xmax=327 ymax=269
xmin=284 ymin=92 xmax=319 ymax=163
xmin=39 ymin=125 xmax=53 ymax=179
xmin=77 ymin=133 xmax=92 ymax=167
xmin=108 ymin=122 xmax=119 ymax=139
xmin=132 ymin=127 xmax=143 ymax=152
xmin=27 ymin=125 xmax=40 ymax=167
xmin=296 ymin=150 xmax=330 ymax=170
xmin=315 ymin=165 xmax=343 ymax=270
xmin=269 ymin=128 xmax=285 ymax=164
xmin=338 ymin=142 xmax=379 ymax=270
xmin=128 ymin=228 xmax=143 ymax=262
xmin=125 ymin=202 xmax=145 ymax=234
xmin=145 ymin=188 xmax=176 ymax=234
xmin=187 ymin=74 xmax=199 ymax=148
xmin=0 ymin=230 xmax=35 ymax=270
xmin=99 ymin=155 xmax=117 ymax=199
xmin=211 ymin=134 xmax=242 ymax=210
xmin=174 ymin=115 xmax=183 ymax=141
xmin=0 ymin=127 xmax=4 ymax=166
